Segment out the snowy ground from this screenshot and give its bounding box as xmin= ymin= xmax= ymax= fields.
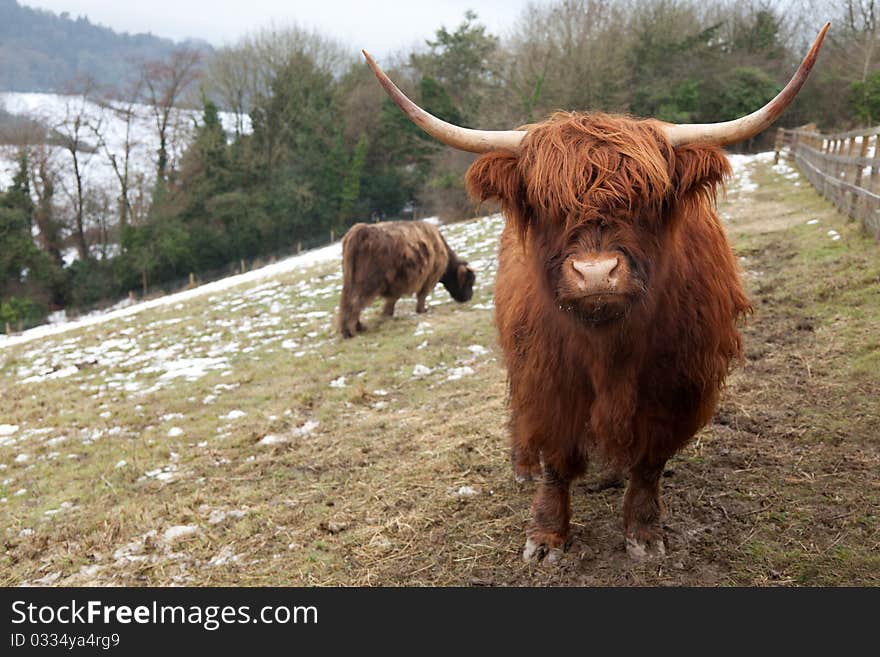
xmin=0 ymin=242 xmax=342 ymax=350
xmin=0 ymin=207 xmax=505 ymax=585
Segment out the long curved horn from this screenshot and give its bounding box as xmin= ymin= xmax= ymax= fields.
xmin=362 ymin=50 xmax=526 ymax=153
xmin=663 ymin=23 xmax=829 ymax=147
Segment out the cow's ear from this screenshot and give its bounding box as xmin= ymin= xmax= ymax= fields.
xmin=466 ymin=151 xmax=523 ymax=206
xmin=671 ymin=145 xmax=732 ymax=200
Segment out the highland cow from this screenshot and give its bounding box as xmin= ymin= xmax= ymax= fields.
xmin=363 ymin=24 xmax=828 ymax=561
xmin=338 ymin=220 xmax=475 ymax=338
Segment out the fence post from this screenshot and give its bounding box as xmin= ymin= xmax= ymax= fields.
xmin=853 ymin=135 xmax=871 ymax=220
xmin=871 ymin=135 xmax=880 ymax=193
xmin=189 ymin=272 xmax=195 ymax=288
xmin=297 ymin=241 xmax=302 ymax=254
xmin=240 ymin=259 xmax=246 ymax=273
xmin=5 ymin=322 xmax=10 ymax=335
xmin=774 ymin=128 xmax=784 ymax=164
xmin=822 ymin=137 xmax=832 ymax=199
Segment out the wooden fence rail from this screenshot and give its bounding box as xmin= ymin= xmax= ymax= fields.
xmin=775 ymin=125 xmax=880 ymax=239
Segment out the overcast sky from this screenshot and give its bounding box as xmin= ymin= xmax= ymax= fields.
xmin=21 ymin=1 xmax=534 ymax=57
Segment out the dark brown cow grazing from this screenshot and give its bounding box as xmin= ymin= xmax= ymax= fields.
xmin=364 ymin=24 xmax=828 ymax=561
xmin=338 ymin=220 xmax=475 ymax=338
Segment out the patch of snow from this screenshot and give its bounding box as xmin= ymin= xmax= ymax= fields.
xmin=163 ymin=525 xmax=199 ymax=544
xmin=257 ymin=434 xmax=287 ymax=446
xmin=412 ymin=364 xmax=432 ymax=378
xmin=446 ymin=366 xmax=475 ymax=381
xmin=159 ymin=357 xmax=227 ymax=381
xmin=208 ymin=545 xmax=240 ymax=567
xmin=293 ymin=420 xmax=319 ymax=438
xmin=207 ymin=509 xmax=247 ymax=525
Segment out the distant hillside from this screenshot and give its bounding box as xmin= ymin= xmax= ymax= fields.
xmin=0 ymin=0 xmax=212 ymax=92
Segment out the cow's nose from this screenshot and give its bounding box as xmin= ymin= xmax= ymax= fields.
xmin=570 ymin=256 xmax=620 ymax=292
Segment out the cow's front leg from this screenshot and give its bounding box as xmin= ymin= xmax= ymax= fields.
xmin=622 ymin=459 xmax=666 ymax=559
xmin=382 ymin=297 xmax=397 ymax=316
xmin=416 ymin=282 xmax=434 ymax=314
xmin=511 ymin=443 xmax=541 ymax=483
xmin=523 ymin=462 xmax=571 ymax=564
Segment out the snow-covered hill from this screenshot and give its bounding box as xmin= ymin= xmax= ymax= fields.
xmin=0 ymin=91 xmax=248 ymax=216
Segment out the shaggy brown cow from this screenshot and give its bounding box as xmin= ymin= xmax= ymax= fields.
xmin=363 ymin=24 xmax=828 ymax=561
xmin=338 ymin=220 xmax=475 ymax=338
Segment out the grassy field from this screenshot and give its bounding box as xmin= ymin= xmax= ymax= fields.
xmin=1 ymin=154 xmax=877 ymax=586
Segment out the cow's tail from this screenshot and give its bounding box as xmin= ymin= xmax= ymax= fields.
xmin=337 ymin=224 xmax=367 ymax=338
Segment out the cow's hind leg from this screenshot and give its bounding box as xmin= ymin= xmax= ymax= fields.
xmin=523 ymin=460 xmax=576 ymax=564
xmin=340 ymin=290 xmax=374 ymax=338
xmin=339 ymin=298 xmax=363 ymax=339
xmin=622 ymin=458 xmax=667 ymax=559
xmin=382 ymin=297 xmax=398 ymax=317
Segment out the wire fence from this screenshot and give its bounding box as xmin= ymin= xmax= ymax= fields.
xmin=774 ymin=124 xmax=880 ymax=239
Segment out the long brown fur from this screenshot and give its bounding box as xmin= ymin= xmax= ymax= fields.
xmin=337 ymin=220 xmax=475 ymax=338
xmin=466 ymin=112 xmax=752 ymax=558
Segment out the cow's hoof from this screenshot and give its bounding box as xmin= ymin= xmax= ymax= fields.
xmin=523 ymin=534 xmax=566 ymax=564
xmin=625 ymin=536 xmax=666 ymax=560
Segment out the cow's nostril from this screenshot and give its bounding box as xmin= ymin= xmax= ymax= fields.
xmin=607 ymin=256 xmax=620 ymax=278
xmin=570 ymin=256 xmax=621 ymax=291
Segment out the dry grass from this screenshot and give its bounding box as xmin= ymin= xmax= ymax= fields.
xmin=1 ymin=156 xmax=877 ymax=586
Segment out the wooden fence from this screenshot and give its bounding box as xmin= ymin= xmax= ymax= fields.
xmin=774 ymin=124 xmax=880 ymax=239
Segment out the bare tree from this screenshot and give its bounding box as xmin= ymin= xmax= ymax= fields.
xmin=141 ymin=48 xmax=203 ymax=183
xmin=204 ymin=23 xmax=352 ymax=125
xmin=208 ymin=45 xmax=254 ymax=136
xmin=53 ymin=83 xmax=100 ymax=261
xmin=843 ymin=0 xmax=878 ymax=82
xmin=502 ymin=0 xmax=631 ymax=122
xmin=90 ymin=79 xmax=145 ymax=231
